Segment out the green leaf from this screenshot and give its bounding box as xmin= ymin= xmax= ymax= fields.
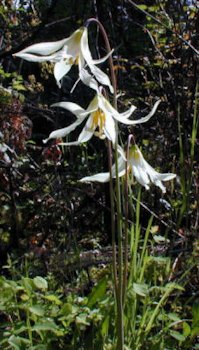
xmin=87 ymin=277 xmax=107 ymax=308
xmin=133 ymin=283 xmax=149 ymax=297
xmin=44 ymin=294 xmax=62 ymax=305
xmin=183 ymin=322 xmax=191 ymax=337
xmin=170 ymin=330 xmax=186 ymax=342
xmin=29 ymin=345 xmax=48 ymax=350
xmin=191 ymin=327 xmax=199 ymax=338
xmin=21 ymin=277 xmax=33 ymax=292
xmin=33 ymin=277 xmax=48 ymax=290
xmin=148 ymin=6 xmax=159 ymax=12
xmin=8 ymin=335 xmax=30 ymax=349
xmin=29 ymin=305 xmax=45 ymax=316
xmin=33 ymin=320 xmax=57 ymax=332
xmin=137 ymin=5 xmax=147 ymax=10
xmin=165 ymin=283 xmax=184 ymax=292
xmin=101 ymin=315 xmax=109 ymax=337
xmin=167 ymin=313 xmax=181 ymax=322
xmin=60 ymin=302 xmax=73 ymax=316
xmin=192 ymin=302 xmax=199 ymax=326
xmin=75 ymin=313 xmax=89 ymax=326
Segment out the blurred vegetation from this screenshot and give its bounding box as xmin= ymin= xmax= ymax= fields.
xmin=0 ymin=0 xmax=198 ymax=349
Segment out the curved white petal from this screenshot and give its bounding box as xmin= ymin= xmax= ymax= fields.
xmin=78 ymin=52 xmax=85 ymax=72
xmin=103 ymin=113 xmax=116 ymax=144
xmin=79 ymin=68 xmax=99 ymax=92
xmin=154 ymin=172 xmax=176 ymax=181
xmin=92 ymin=49 xmax=114 ymax=65
xmin=58 ymin=141 xmax=82 ymax=146
xmin=80 ymin=27 xmax=94 ymax=66
xmin=64 ymin=28 xmax=83 ymax=57
xmin=113 ymin=100 xmax=161 ymax=125
xmin=153 ymin=179 xmax=166 ymax=193
xmin=142 ymin=159 xmax=175 ymax=182
xmin=89 ymin=64 xmax=114 ymax=93
xmin=132 ymin=99 xmax=161 ymax=124
xmin=111 ymin=155 xmax=126 ymax=178
xmin=131 ymin=163 xmax=150 ymax=189
xmin=51 ymin=102 xmax=86 ymax=117
xmin=80 ymin=95 xmax=98 ymax=117
xmin=77 ymin=115 xmax=94 ymax=143
xmin=80 ymin=28 xmax=112 ymax=66
xmin=119 ymin=105 xmax=137 ymax=119
xmin=14 ymin=38 xmax=69 ymax=57
xmin=80 ymin=172 xmax=110 ymax=183
xmin=80 ymin=28 xmax=113 ymax=93
xmin=43 ymin=117 xmax=84 ymax=143
xmin=13 ymin=52 xmax=58 ymax=62
xmin=54 ymin=61 xmax=72 ymax=86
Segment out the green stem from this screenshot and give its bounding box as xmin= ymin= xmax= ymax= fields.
xmin=86 ymin=18 xmax=124 ymax=349
xmin=123 ymin=135 xmax=134 ymax=303
xmin=107 ymin=140 xmax=118 ymax=295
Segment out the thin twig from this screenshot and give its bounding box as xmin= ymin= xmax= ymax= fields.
xmin=125 ymin=0 xmax=199 ymax=55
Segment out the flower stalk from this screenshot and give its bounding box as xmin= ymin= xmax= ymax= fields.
xmin=86 ymin=17 xmax=124 ymax=350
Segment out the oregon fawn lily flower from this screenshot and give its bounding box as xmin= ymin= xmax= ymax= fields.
xmin=43 ymin=96 xmax=161 ymax=145
xmin=80 ymin=145 xmax=176 ymax=193
xmin=13 ymin=27 xmax=113 ymax=91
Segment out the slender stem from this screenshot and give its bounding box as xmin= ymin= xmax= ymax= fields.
xmin=85 ymin=18 xmax=124 ymax=350
xmin=115 ymin=146 xmax=124 ymax=350
xmin=123 ymin=135 xmax=133 ymax=303
xmin=107 ymin=140 xmax=118 ymax=295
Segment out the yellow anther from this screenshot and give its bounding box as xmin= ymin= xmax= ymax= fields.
xmin=68 ymin=56 xmax=79 ymax=65
xmin=92 ymin=110 xmax=106 ymax=132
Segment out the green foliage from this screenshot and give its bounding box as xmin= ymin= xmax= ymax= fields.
xmin=0 ymin=269 xmax=112 ymax=349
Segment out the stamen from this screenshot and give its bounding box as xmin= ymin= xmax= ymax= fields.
xmin=91 ymin=110 xmax=106 ymax=137
xmin=68 ymin=56 xmax=79 ymax=65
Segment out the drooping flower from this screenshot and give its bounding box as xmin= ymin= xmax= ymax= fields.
xmin=43 ymin=95 xmax=161 ymax=146
xmin=80 ymin=145 xmax=176 ymax=193
xmin=13 ymin=27 xmax=113 ymax=91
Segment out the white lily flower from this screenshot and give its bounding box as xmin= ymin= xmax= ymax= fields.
xmin=14 ymin=27 xmax=113 ymax=91
xmin=80 ymin=145 xmax=176 ymax=193
xmin=44 ymin=95 xmax=161 ymax=145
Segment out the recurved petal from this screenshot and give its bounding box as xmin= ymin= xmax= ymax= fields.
xmin=92 ymin=49 xmax=114 ymax=65
xmin=131 ymin=163 xmax=150 ymax=189
xmin=111 ymin=155 xmax=126 ymax=179
xmin=143 ymin=159 xmax=176 ymax=182
xmin=14 ymin=38 xmax=69 ymax=56
xmin=89 ymin=64 xmax=114 ymax=93
xmin=80 ymin=172 xmax=110 ymax=183
xmin=13 ymin=52 xmax=58 ymax=62
xmin=134 ymin=99 xmax=161 ymax=124
xmin=51 ymin=102 xmax=86 ymax=117
xmin=119 ymin=105 xmax=137 ymax=119
xmin=103 ymin=113 xmax=116 ymax=144
xmin=77 ymin=115 xmax=94 ymax=143
xmin=113 ymin=100 xmax=161 ymax=125
xmin=152 ymin=179 xmax=166 ymax=193
xmin=80 ymin=27 xmax=93 ymax=65
xmin=79 ymin=68 xmax=99 ymax=92
xmin=43 ymin=117 xmax=84 ymax=143
xmin=155 ymin=173 xmax=176 ymax=181
xmin=54 ymin=61 xmax=72 ymax=87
